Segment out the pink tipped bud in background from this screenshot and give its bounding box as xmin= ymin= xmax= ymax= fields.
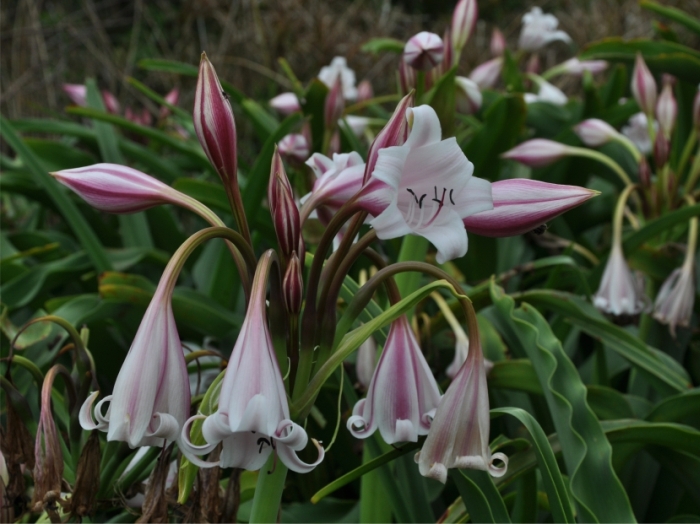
xmin=283 ymin=253 xmax=303 ymax=315
xmin=159 ymin=88 xmax=180 ymax=119
xmin=324 ymin=75 xmax=345 ymax=131
xmin=653 ymin=132 xmax=670 ymax=167
xmin=194 ymin=53 xmax=238 ymax=187
xmin=451 ymin=0 xmax=478 ymax=58
xmin=268 ymin=150 xmax=301 ymax=260
xmin=501 ymin=139 xmax=571 ymax=168
xmin=560 ymin=58 xmax=608 ymax=75
xmin=364 ymin=92 xmax=413 ymax=181
xmin=357 ymin=80 xmax=374 ymax=103
xmin=455 ymin=77 xmax=482 ymax=114
xmin=278 ymin=133 xmax=310 ymax=165
xmin=462 ymin=179 xmax=598 ymax=237
xmin=403 ymin=32 xmax=444 ymax=71
xmin=526 ymin=54 xmax=541 ymax=76
xmin=469 ymin=57 xmax=503 ymax=90
xmin=656 ymin=77 xmax=677 ymax=138
xmin=574 ymin=119 xmax=622 ymax=147
xmin=101 ymin=90 xmax=121 ymax=114
xmin=269 ymin=92 xmax=302 ymax=115
xmin=399 ymin=59 xmax=416 ymax=95
xmin=490 ymin=28 xmax=506 ymax=57
xmin=631 ymin=53 xmax=657 ymax=116
xmin=63 ymin=84 xmax=87 ymax=106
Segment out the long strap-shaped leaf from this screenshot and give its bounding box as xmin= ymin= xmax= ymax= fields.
xmin=490 ymin=281 xmax=636 ymax=523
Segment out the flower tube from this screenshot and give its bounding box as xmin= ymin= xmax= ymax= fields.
xmin=347 ymin=315 xmax=441 ymax=444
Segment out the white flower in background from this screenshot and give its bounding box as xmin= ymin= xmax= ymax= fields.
xmin=518 ymin=7 xmax=572 ymax=52
xmin=593 ymin=243 xmax=650 ymax=316
xmin=319 ymin=56 xmax=358 ymax=101
xmin=622 ymin=112 xmax=658 ymax=155
xmin=524 ymin=76 xmax=568 ymax=106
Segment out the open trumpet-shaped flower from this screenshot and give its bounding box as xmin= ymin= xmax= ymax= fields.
xmin=347 ymin=315 xmax=441 ymax=444
xmin=181 ymin=253 xmax=324 ymax=473
xmin=593 ymin=243 xmax=649 ymax=316
xmin=416 ymin=327 xmax=507 ymax=483
xmin=361 ymin=105 xmax=493 ymax=263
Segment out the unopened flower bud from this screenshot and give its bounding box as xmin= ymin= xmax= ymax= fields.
xmin=325 ymin=75 xmax=345 ymax=131
xmin=269 ymin=92 xmax=301 ymax=115
xmin=526 ymin=54 xmax=541 ymax=76
xmin=638 ymin=157 xmax=651 ymax=187
xmin=102 ymin=90 xmax=121 ymax=114
xmin=268 ymin=150 xmax=301 ymax=259
xmin=159 ymin=88 xmax=180 ymax=119
xmin=283 ymin=253 xmax=303 ymax=315
xmin=63 ymin=84 xmax=87 ymax=106
xmin=501 ymin=139 xmax=571 ymax=167
xmin=632 ymin=53 xmax=657 ymax=116
xmin=654 ymin=131 xmax=670 ymax=167
xmin=278 ymin=133 xmax=310 ymax=165
xmin=451 ymin=0 xmax=478 ymax=58
xmin=574 ymin=119 xmax=621 ymax=147
xmin=490 ymin=28 xmax=506 ymax=56
xmin=357 ymin=80 xmax=374 ymax=103
xmin=438 ymin=29 xmax=455 ymax=74
xmin=365 ymin=92 xmax=414 ymax=180
xmin=194 ymin=52 xmax=238 ymax=188
xmin=455 ymin=77 xmax=482 ymax=114
xmin=560 ymin=58 xmax=608 ymax=75
xmin=404 ymin=32 xmax=444 ymax=71
xmin=469 ymin=57 xmax=503 ymax=89
xmin=656 ymin=76 xmax=677 ymax=138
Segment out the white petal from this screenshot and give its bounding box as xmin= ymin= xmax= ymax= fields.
xmin=415 ymin=208 xmax=468 ymax=264
xmin=370 ymin=146 xmax=409 ymax=190
xmin=404 ymin=106 xmax=443 ymax=149
xmin=451 ymin=176 xmax=494 ymax=219
xmin=371 ymin=201 xmax=413 ymax=239
xmin=278 ymin=438 xmax=325 ymax=474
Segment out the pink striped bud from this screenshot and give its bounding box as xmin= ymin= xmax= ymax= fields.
xmin=399 ymin=59 xmax=416 ymax=95
xmin=404 ymin=32 xmax=444 ymax=71
xmin=654 ymin=131 xmax=670 ymax=167
xmin=574 ymin=119 xmax=621 ymax=147
xmin=278 ymin=133 xmax=310 ymax=165
xmin=656 ymin=76 xmax=677 ymax=138
xmin=469 ymin=58 xmax=503 ymax=90
xmin=140 ymin=108 xmax=153 ymax=127
xmin=194 ymin=53 xmax=238 ymax=189
xmin=463 ymin=179 xmax=598 ymax=237
xmin=490 ymin=28 xmax=506 ymax=57
xmin=455 ymin=77 xmax=482 ymax=114
xmin=501 ymin=139 xmax=571 ymax=167
xmin=283 ymin=252 xmax=303 ymax=315
xmin=365 ymin=92 xmax=414 ymax=181
xmin=101 ymin=90 xmax=121 ymax=114
xmin=269 ymin=92 xmax=301 ymax=115
xmin=325 ymin=75 xmax=345 ymax=131
xmin=63 ymin=84 xmax=87 ymax=106
xmin=52 ymin=163 xmax=197 ymax=213
xmin=357 ymin=80 xmax=374 ymax=103
xmin=451 ymin=0 xmax=478 ymax=58
xmin=268 ymin=150 xmax=301 ymax=259
xmin=437 ymin=29 xmax=455 ymax=74
xmin=631 ymin=53 xmax=657 ymax=116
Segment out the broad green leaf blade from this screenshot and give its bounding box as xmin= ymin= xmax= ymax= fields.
xmin=490 ymin=282 xmax=636 ymax=523
xmin=450 ymin=469 xmax=511 ymax=524
xmin=361 ymin=37 xmax=405 ymax=54
xmin=623 ymin=203 xmax=700 ymax=253
xmin=640 ymin=1 xmax=700 ymax=36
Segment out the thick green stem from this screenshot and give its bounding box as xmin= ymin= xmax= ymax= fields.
xmin=613 ymin=185 xmax=638 ymax=246
xmin=249 ymin=455 xmax=288 ymax=523
xmin=394 ymin=235 xmax=429 ymax=299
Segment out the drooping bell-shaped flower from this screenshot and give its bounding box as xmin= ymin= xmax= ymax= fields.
xmin=356 ymin=335 xmax=378 ymax=391
xmin=181 ymin=253 xmax=324 ymax=473
xmin=622 ymin=112 xmax=657 ymax=155
xmin=455 ymin=77 xmax=482 ymax=115
xmin=632 ymin=53 xmax=657 ymax=116
xmin=404 ymin=32 xmax=444 ymax=71
xmin=318 ymin=56 xmax=358 ymax=101
xmin=501 ymin=139 xmax=571 ymax=168
xmin=416 ymin=324 xmax=507 ymax=483
xmin=593 ymin=243 xmax=649 ymax=316
xmin=348 ymin=315 xmax=441 ymax=444
xmin=269 ymin=92 xmax=301 ymax=115
xmin=278 ymin=133 xmax=310 ymax=164
xmin=574 ymin=119 xmax=623 ymax=147
xmin=518 ymin=7 xmax=571 ymax=52
xmin=469 ymin=57 xmax=503 ymax=90
xmin=490 ymin=28 xmax=506 ymax=57
xmin=451 ymin=0 xmax=478 ymax=59
xmin=80 ymin=255 xmax=190 ymax=448
xmin=463 ymin=180 xmax=597 ymax=237
xmin=360 ymin=105 xmax=493 ymax=263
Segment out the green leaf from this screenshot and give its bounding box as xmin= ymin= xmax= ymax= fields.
xmin=172 ymin=178 xmax=230 ymax=214
xmin=450 ymin=469 xmax=511 ymax=524
xmin=361 ymin=37 xmax=405 ymax=54
xmin=424 ymin=66 xmax=457 ymax=137
xmin=302 ymin=79 xmax=329 ymax=154
xmin=490 ymin=282 xmax=636 ymax=523
xmin=640 ymin=1 xmax=700 ymax=36
xmin=623 ymin=204 xmax=700 ymax=253
xmin=488 ymin=360 xmax=543 ymax=395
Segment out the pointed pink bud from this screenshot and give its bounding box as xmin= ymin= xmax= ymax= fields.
xmin=654 ymin=265 xmax=695 ymax=337
xmin=159 ymin=88 xmax=180 ymax=119
xmin=194 ymin=53 xmax=238 ymax=187
xmin=469 ymin=57 xmax=503 ymax=90
xmin=268 ymin=150 xmax=301 ymax=259
xmin=101 ymin=90 xmax=121 ymax=114
xmin=656 ymin=77 xmax=677 ymax=138
xmin=653 ymin=131 xmax=670 ymax=167
xmin=52 ymin=163 xmax=195 ymax=214
xmin=560 ymin=58 xmax=608 ymax=75
xmin=269 ymin=92 xmax=301 ymax=115
xmin=455 ymin=77 xmax=482 ymax=114
xmin=404 ymin=32 xmax=444 ymax=71
xmin=324 ymin=75 xmax=345 ymax=130
xmin=399 ymin=58 xmax=416 ymax=95
xmin=278 ymin=133 xmax=310 ymax=165
xmin=439 ymin=29 xmax=455 ymax=73
xmin=490 ymin=28 xmax=506 ymax=56
xmin=347 ymin=315 xmax=441 ymax=444
xmin=416 ymin=332 xmax=507 ymax=483
xmin=462 ymin=179 xmax=598 ymax=237
xmin=357 ymin=80 xmax=374 ymax=103
xmin=283 ymin=253 xmax=303 ymax=315
xmin=501 ymin=139 xmax=571 ymax=167
xmin=181 ymin=254 xmax=324 ymax=473
xmin=526 ymin=53 xmax=541 ymax=75
xmin=365 ymin=92 xmax=414 ymax=181
xmin=63 ymin=84 xmax=87 ymax=106
xmin=451 ymin=0 xmax=478 ymax=57
xmin=631 ymin=53 xmax=657 ymax=116
xmin=594 ymin=243 xmax=649 ymax=316
xmin=574 ymin=118 xmax=622 ymax=147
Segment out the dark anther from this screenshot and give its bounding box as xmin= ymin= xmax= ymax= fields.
xmin=257 ymin=437 xmax=271 ymax=453
xmin=432 ymin=186 xmax=446 ymax=207
xmin=449 ymin=189 xmax=455 ymax=205
xmin=407 ymin=188 xmax=427 ymax=209
xmin=418 ymin=194 xmax=427 ymax=208
xmin=531 ymin=223 xmax=548 ymax=235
